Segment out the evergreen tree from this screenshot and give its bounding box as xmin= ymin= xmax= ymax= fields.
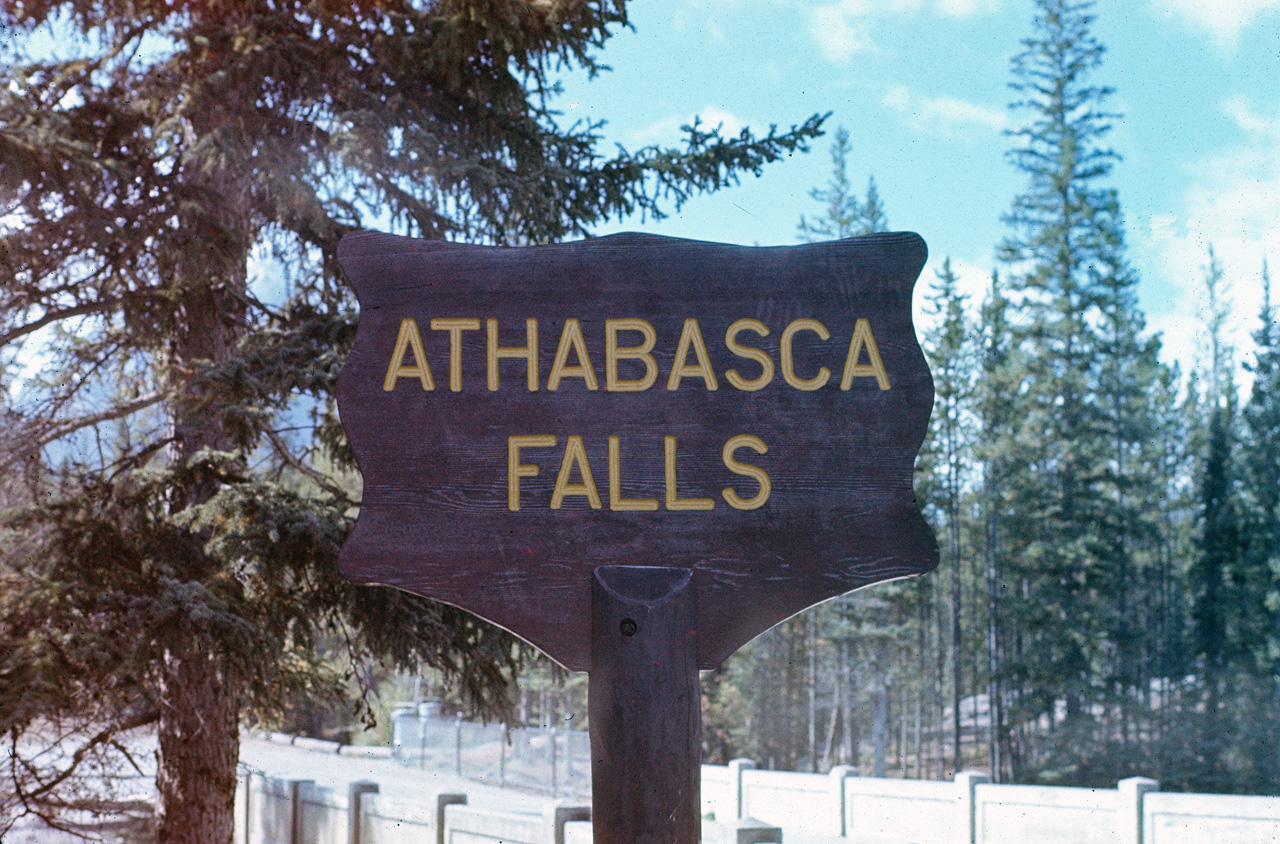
xmin=996 ymin=0 xmax=1164 ymax=783
xmin=1240 ymin=261 xmax=1280 ymax=790
xmin=1185 ymin=249 xmax=1247 ymax=791
xmin=920 ymin=258 xmax=973 ymax=774
xmin=798 ymin=126 xmax=887 ymax=241
xmin=1189 ymin=249 xmax=1241 ymax=679
xmin=0 ymin=3 xmax=824 ymax=840
xmin=974 ymin=268 xmax=1019 ymax=781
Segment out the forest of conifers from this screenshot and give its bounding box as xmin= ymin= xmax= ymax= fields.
xmin=3 ymin=3 xmax=1277 ymax=839
xmin=698 ymin=3 xmax=1280 ymax=797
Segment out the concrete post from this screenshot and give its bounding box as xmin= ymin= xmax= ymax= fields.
xmin=1117 ymin=777 xmax=1159 ymax=844
xmin=288 ymin=780 xmax=315 ymax=844
xmin=727 ymin=816 xmax=782 ymax=844
xmin=953 ymin=770 xmax=989 ymax=844
xmin=436 ymin=793 xmax=467 ymax=844
xmin=544 ymin=802 xmax=591 ymax=844
xmin=828 ymin=765 xmax=857 ymax=837
xmin=727 ymin=758 xmax=756 ymax=820
xmin=347 ymin=781 xmax=378 ymax=844
xmin=239 ymin=771 xmax=252 ymax=844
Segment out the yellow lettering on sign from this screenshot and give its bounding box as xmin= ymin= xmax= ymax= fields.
xmin=724 ymin=319 xmax=773 ymax=391
xmin=551 ymin=435 xmax=602 ymax=509
xmin=667 ymin=318 xmax=719 ymax=391
xmin=664 ymin=435 xmax=714 ymax=511
xmin=605 ymin=319 xmax=658 ymax=392
xmin=487 ymin=318 xmax=539 ymax=391
xmin=383 ymin=318 xmax=435 ymax=391
xmin=722 ymin=434 xmax=771 ymax=510
xmin=840 ymin=318 xmax=891 ymax=390
xmin=781 ymin=318 xmax=831 ymax=391
xmin=507 ymin=435 xmax=556 ymax=511
xmin=430 ymin=318 xmax=480 ymax=392
xmin=548 ymin=319 xmax=600 ymax=391
xmin=608 ymin=436 xmax=658 ymax=511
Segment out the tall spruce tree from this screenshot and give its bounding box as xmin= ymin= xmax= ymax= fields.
xmin=1242 ymin=263 xmax=1280 ymax=789
xmin=975 ymin=268 xmax=1019 ymax=781
xmin=797 ymin=126 xmax=887 ymax=242
xmin=0 ymin=3 xmax=823 ymax=840
xmin=997 ymin=0 xmax=1162 ymax=783
xmin=1186 ymin=248 xmax=1249 ymax=791
xmin=920 ymin=258 xmax=972 ymax=775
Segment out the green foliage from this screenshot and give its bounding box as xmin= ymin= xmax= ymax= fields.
xmin=703 ymin=0 xmax=1280 ymax=796
xmin=0 ymin=1 xmax=824 ymax=838
xmin=797 ymin=126 xmax=886 ymax=242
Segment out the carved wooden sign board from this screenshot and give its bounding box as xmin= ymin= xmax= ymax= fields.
xmin=336 ymin=230 xmax=938 ymax=672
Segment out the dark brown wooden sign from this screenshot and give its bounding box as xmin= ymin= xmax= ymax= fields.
xmin=336 ymin=230 xmax=938 ymax=672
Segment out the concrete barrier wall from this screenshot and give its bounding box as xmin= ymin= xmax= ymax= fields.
xmin=1143 ymin=791 xmax=1280 ymax=844
xmin=974 ymin=783 xmax=1120 ymax=844
xmin=361 ymin=793 xmax=447 ymax=844
xmin=563 ymin=819 xmax=594 ymax=844
xmin=255 ymin=777 xmax=306 ymax=844
xmin=844 ymin=776 xmax=958 ymax=844
xmin=741 ymin=768 xmax=846 ymax=837
xmin=702 ymin=764 xmax=735 ymax=822
xmin=235 ymin=760 xmax=1279 ymax=844
xmin=441 ymin=804 xmax=546 ymax=844
xmin=299 ymin=783 xmax=349 ymax=844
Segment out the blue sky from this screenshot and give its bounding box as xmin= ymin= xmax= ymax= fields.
xmin=556 ymin=0 xmax=1280 ymax=383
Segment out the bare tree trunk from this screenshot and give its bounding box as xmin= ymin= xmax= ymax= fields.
xmin=872 ymin=645 xmax=887 ymax=777
xmin=986 ymin=498 xmax=1002 ymax=782
xmin=808 ymin=611 xmax=818 ymax=772
xmin=821 ymin=689 xmax=839 ymax=770
xmin=950 ymin=519 xmax=962 ymax=776
xmin=841 ymin=637 xmax=856 ymax=767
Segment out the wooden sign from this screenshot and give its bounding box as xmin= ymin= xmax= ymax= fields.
xmin=336 ymin=230 xmax=938 ymax=671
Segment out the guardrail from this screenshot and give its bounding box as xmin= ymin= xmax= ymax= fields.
xmin=389 ymin=708 xmax=591 ymax=797
xmin=233 ymin=742 xmax=1280 ymax=844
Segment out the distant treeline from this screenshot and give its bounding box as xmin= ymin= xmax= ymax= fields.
xmin=700 ymin=0 xmax=1280 ymax=795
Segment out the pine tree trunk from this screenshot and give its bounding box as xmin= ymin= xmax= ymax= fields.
xmin=840 ymin=638 xmax=856 ymax=767
xmin=872 ymin=647 xmax=887 ymax=777
xmin=160 ymin=74 xmax=252 ymax=838
xmin=156 ymin=640 xmax=242 ymax=844
xmin=808 ymin=612 xmax=818 ymax=772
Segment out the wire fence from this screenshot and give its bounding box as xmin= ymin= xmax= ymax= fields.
xmin=390 ymin=704 xmax=591 ymax=797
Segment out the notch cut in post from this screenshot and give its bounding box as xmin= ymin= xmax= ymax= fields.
xmin=589 ymin=566 xmax=700 ymax=844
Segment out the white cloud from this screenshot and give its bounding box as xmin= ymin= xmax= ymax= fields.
xmin=1143 ymin=96 xmax=1280 ymax=383
xmin=912 ymin=256 xmax=995 ymax=338
xmin=625 ymin=106 xmax=748 ymax=147
xmin=882 ymin=85 xmax=1009 ymax=138
xmin=809 ymin=1 xmax=885 ymax=63
xmin=807 ymin=0 xmax=997 ymax=61
xmin=1152 ymin=0 xmax=1280 ymax=50
xmin=936 ymin=0 xmax=1000 ymax=18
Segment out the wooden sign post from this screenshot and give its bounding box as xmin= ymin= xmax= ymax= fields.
xmin=335 ymin=231 xmax=938 ymax=843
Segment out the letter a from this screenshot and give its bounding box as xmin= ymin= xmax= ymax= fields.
xmin=384 ymin=318 xmax=434 ymax=391
xmin=840 ymin=318 xmax=891 ymax=390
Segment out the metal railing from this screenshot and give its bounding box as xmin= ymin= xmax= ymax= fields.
xmin=391 ymin=704 xmax=590 ymax=797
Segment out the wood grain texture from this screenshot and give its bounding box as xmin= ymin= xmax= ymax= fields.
xmin=589 ymin=566 xmax=700 ymax=844
xmin=336 ymin=230 xmax=939 ymax=670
